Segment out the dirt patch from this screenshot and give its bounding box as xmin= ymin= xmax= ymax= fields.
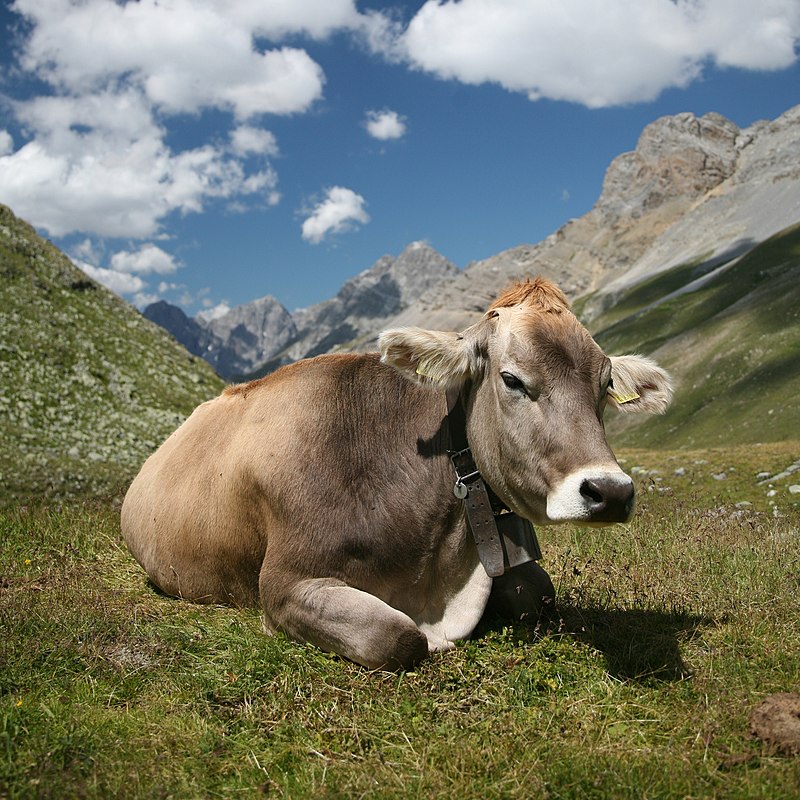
xmin=750 ymin=693 xmax=800 ymax=755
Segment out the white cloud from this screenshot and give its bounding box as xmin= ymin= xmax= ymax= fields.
xmin=75 ymin=260 xmax=147 ymax=296
xmin=225 ymin=0 xmax=361 ymax=41
xmin=365 ymin=109 xmax=407 ymax=140
xmin=197 ymin=301 xmax=232 ymax=322
xmin=0 ymin=0 xmax=371 ymax=240
xmin=0 ymin=130 xmax=13 ymax=156
xmin=231 ymin=126 xmax=280 ymax=157
xmin=133 ymin=291 xmax=161 ymax=308
xmin=0 ymin=87 xmax=281 ymax=237
xmin=110 ymin=244 xmax=178 ymax=275
xmin=400 ymin=0 xmax=800 ymax=108
xmin=12 ymin=0 xmax=327 ymax=119
xmin=301 ymin=186 xmax=370 ymax=244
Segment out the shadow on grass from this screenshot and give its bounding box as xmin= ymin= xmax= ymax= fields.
xmin=481 ymin=602 xmax=714 ymax=683
xmin=558 ymin=603 xmax=713 ymax=682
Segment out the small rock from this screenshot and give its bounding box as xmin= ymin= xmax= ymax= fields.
xmin=734 ymin=501 xmax=752 ymax=508
xmin=712 ymin=472 xmax=727 ymax=481
xmin=767 ymin=489 xmax=777 ymax=497
xmin=756 ymin=471 xmax=771 ymax=479
xmin=789 ymin=485 xmax=800 ymax=495
xmin=674 ymin=467 xmax=686 ymax=476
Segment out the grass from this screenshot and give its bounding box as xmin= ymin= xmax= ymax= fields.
xmin=2 ymin=442 xmax=800 ymax=798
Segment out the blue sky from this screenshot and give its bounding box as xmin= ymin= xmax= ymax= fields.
xmin=1 ymin=1 xmax=799 ymax=318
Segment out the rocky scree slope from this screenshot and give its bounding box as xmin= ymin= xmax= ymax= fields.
xmin=0 ymin=205 xmax=224 ymax=503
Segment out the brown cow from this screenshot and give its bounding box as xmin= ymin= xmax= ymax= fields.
xmin=122 ymin=278 xmax=672 ymax=669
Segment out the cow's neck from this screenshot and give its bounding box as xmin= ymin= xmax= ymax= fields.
xmin=445 ymin=388 xmax=542 ymax=578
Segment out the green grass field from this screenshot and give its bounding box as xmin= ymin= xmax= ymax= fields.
xmin=2 ymin=442 xmax=799 ymax=799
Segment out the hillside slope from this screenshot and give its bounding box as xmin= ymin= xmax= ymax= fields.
xmin=0 ymin=205 xmax=225 ymax=503
xmin=585 ymin=223 xmax=800 ymax=449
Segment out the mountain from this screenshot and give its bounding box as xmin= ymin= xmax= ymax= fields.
xmin=146 ymin=241 xmax=458 ymax=379
xmin=370 ymin=105 xmax=800 ymax=339
xmin=143 ymin=300 xmax=216 ymax=356
xmin=276 ymin=240 xmax=459 ymax=364
xmin=0 ymin=205 xmax=225 ymax=504
xmin=581 ymin=220 xmax=800 ymax=449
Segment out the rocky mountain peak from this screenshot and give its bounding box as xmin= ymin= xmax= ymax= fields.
xmin=200 ymin=294 xmax=297 ymax=379
xmin=597 ymin=111 xmax=741 ymax=222
xmin=284 ymin=243 xmax=459 ymax=363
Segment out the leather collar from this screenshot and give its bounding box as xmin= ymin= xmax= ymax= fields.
xmin=445 ymin=388 xmax=541 ymax=577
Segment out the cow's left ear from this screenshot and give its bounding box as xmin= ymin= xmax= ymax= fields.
xmin=379 ymin=327 xmax=475 ymax=390
xmin=608 ymin=355 xmax=673 ymax=414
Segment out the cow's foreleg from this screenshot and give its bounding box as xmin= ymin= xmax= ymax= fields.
xmin=261 ymin=573 xmax=429 ymax=670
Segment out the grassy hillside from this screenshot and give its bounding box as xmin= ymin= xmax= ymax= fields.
xmin=0 ymin=205 xmax=225 ymax=504
xmin=580 ymin=223 xmax=800 ymax=449
xmin=2 ymin=442 xmax=799 ymax=798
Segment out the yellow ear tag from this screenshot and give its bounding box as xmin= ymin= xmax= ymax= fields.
xmin=608 ymin=388 xmax=640 ymax=404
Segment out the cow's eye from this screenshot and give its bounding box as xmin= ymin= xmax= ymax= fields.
xmin=501 ymin=372 xmax=525 ymax=392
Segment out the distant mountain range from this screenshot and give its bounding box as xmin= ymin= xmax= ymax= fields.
xmin=144 ymin=242 xmax=458 ymax=380
xmin=147 ymin=105 xmax=800 ymax=389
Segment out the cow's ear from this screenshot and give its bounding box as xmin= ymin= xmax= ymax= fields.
xmin=379 ymin=327 xmax=474 ymax=390
xmin=608 ymin=355 xmax=673 ymax=414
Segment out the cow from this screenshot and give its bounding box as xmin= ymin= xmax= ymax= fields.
xmin=121 ymin=277 xmax=672 ymax=670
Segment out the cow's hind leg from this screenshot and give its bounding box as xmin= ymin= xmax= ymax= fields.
xmin=261 ymin=574 xmax=428 ymax=670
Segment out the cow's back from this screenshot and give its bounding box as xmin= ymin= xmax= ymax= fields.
xmin=121 ymin=353 xmax=455 ymax=608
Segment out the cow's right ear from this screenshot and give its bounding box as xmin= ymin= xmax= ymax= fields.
xmin=379 ymin=327 xmax=474 ymax=390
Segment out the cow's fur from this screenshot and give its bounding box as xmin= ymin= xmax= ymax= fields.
xmin=121 ymin=278 xmax=672 ymax=669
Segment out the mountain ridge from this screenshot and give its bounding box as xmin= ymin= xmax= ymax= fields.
xmin=145 ymin=240 xmax=458 ymax=379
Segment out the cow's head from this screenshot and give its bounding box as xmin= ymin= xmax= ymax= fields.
xmin=379 ymin=277 xmax=672 ymax=526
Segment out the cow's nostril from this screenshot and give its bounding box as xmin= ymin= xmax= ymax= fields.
xmin=580 ymin=476 xmax=635 ymax=522
xmin=580 ymin=479 xmax=604 ymax=506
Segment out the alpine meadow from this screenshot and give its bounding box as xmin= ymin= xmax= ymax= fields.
xmin=2 ymin=103 xmax=800 ymax=798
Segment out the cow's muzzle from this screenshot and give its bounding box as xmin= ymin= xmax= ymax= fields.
xmin=545 ymin=468 xmax=635 ymax=524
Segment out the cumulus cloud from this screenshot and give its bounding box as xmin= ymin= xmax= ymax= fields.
xmin=364 ymin=109 xmax=407 ymax=140
xmin=12 ymin=0 xmax=326 ymax=119
xmin=301 ymin=187 xmax=370 ymax=244
xmin=75 ymin=261 xmax=147 ymax=296
xmin=400 ymin=0 xmax=800 ymax=107
xmin=0 ymin=86 xmax=282 ymax=237
xmin=197 ymin=301 xmax=232 ymax=322
xmin=110 ymin=244 xmax=179 ymax=276
xmin=0 ymin=0 xmax=373 ymax=240
xmin=230 ymin=126 xmax=280 ymax=157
